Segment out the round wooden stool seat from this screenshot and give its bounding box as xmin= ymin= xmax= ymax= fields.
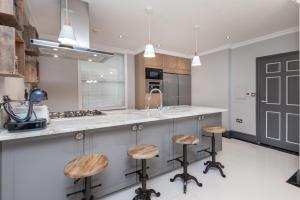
xmin=64 ymin=154 xmax=109 ymax=179
xmin=173 ymin=135 xmax=199 ymax=145
xmin=202 ymin=126 xmax=226 ymax=134
xmin=128 ymin=144 xmax=159 ymax=160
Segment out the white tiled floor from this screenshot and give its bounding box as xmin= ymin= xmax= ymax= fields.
xmin=102 ymin=138 xmax=300 ymax=200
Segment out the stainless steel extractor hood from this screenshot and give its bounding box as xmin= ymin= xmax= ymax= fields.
xmin=31 ymin=0 xmax=114 ymax=63
xmin=31 ymin=39 xmax=114 ymax=63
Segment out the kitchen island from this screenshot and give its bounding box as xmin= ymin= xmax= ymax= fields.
xmin=0 ymin=106 xmax=226 ymax=200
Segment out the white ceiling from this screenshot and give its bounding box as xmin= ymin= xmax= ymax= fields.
xmin=27 ymin=0 xmax=299 ymax=55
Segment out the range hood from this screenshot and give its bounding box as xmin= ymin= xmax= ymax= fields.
xmin=31 ymin=39 xmax=114 ymax=63
xmin=31 ymin=0 xmax=114 ymax=63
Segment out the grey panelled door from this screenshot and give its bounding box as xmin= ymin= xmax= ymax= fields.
xmin=257 ymin=51 xmax=299 ymax=152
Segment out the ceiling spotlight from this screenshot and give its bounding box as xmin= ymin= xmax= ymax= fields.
xmin=53 ymin=48 xmax=58 ymax=51
xmin=226 ymin=36 xmax=230 ymax=40
xmin=93 ymin=54 xmax=98 ymax=57
xmin=109 ymin=71 xmax=113 ymax=74
xmin=88 ymin=58 xmax=92 ymax=62
xmin=119 ymin=35 xmax=123 ymax=39
xmin=53 ymin=54 xmax=59 ymax=58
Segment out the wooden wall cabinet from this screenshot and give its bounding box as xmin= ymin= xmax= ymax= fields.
xmin=144 ymin=53 xmax=163 ymax=69
xmin=163 ymin=55 xmax=191 ymax=75
xmin=163 ymin=55 xmax=178 ymax=73
xmin=177 ymin=57 xmax=191 ymax=75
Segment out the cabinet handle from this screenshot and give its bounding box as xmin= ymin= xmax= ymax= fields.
xmin=131 ymin=125 xmax=138 ymax=132
xmin=138 ymin=124 xmax=144 ymax=131
xmin=74 ymin=132 xmax=84 ymax=140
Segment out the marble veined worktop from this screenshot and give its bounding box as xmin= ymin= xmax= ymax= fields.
xmin=0 ymin=106 xmax=227 ymax=141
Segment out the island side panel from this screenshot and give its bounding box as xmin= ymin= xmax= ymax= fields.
xmin=136 ymin=119 xmax=174 ymax=178
xmin=84 ymin=125 xmax=137 ymax=198
xmin=1 ymin=133 xmax=84 ymax=200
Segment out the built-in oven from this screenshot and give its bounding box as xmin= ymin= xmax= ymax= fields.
xmin=145 ymin=68 xmax=163 ymax=80
xmin=145 ymin=68 xmax=163 ymax=93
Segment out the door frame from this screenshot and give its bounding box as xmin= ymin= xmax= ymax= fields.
xmin=256 ymin=51 xmax=299 ymax=145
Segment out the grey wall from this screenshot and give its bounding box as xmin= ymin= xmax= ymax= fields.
xmin=231 ymin=32 xmax=299 ymax=135
xmin=192 ymin=49 xmax=230 ymax=130
xmin=192 ymin=32 xmax=299 ymax=136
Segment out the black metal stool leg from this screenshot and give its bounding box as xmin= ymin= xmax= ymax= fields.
xmin=203 ymin=133 xmax=226 ymax=178
xmin=82 ymin=177 xmax=94 ymax=200
xmin=170 ymin=144 xmax=202 ymax=194
xmin=133 ymin=159 xmax=160 ymax=200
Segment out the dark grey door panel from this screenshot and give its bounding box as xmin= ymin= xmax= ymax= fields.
xmin=257 ymin=51 xmax=299 ymax=152
xmin=178 ymin=74 xmax=191 ymax=105
xmin=163 ymin=73 xmax=179 ymax=106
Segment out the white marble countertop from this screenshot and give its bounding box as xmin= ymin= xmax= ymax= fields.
xmin=0 ymin=106 xmax=227 ymax=141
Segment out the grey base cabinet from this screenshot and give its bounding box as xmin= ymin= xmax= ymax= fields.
xmin=0 ymin=113 xmax=223 ymax=200
xmin=85 ymin=125 xmax=137 ymax=198
xmin=1 ymin=133 xmax=84 ymax=200
xmin=136 ymin=120 xmax=174 ymax=178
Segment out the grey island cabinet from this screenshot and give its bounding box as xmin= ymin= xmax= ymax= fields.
xmin=0 ymin=106 xmax=226 ymax=200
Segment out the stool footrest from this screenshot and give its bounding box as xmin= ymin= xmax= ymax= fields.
xmin=125 ymin=166 xmax=150 ymax=177
xmin=167 ymin=156 xmax=183 ymax=163
xmin=198 ymin=147 xmax=211 ymax=154
xmin=66 ymin=189 xmax=84 ymax=197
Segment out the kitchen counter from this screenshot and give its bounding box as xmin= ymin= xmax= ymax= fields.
xmin=0 ymin=105 xmax=226 ymax=200
xmin=0 ymin=106 xmax=226 ymax=141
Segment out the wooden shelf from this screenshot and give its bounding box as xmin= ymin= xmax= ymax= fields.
xmin=0 ymin=12 xmax=23 ymax=31
xmin=0 ymin=72 xmax=24 ymax=78
xmin=25 ymin=48 xmax=39 ymax=56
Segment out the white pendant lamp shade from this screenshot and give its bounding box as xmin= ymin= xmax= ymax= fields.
xmin=144 ymin=43 xmax=155 ymax=58
xmin=191 ymin=25 xmax=201 ymax=67
xmin=58 ymin=23 xmax=77 ymax=46
xmin=58 ymin=0 xmax=77 ymax=46
xmin=144 ymin=7 xmax=155 ymax=58
xmin=192 ymin=55 xmax=202 ymax=66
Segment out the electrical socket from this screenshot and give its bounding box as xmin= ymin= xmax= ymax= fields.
xmin=236 ymin=118 xmax=243 ymax=123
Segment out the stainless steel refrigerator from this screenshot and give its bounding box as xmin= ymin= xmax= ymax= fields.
xmin=163 ymin=73 xmax=191 ymax=106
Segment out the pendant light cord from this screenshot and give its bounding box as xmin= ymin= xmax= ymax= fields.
xmin=148 ymin=14 xmax=151 ymax=43
xmin=194 ymin=28 xmax=198 ymax=54
xmin=65 ymin=0 xmax=69 ymax=23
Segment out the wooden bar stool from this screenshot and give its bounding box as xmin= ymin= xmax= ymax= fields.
xmin=169 ymin=135 xmax=202 ymax=194
xmin=202 ymin=126 xmax=226 ymax=178
xmin=127 ymin=144 xmax=160 ymax=200
xmin=64 ymin=154 xmax=109 ymax=200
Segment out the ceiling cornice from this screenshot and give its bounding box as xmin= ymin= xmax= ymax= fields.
xmin=230 ymin=26 xmax=299 ymax=49
xmin=134 ymin=26 xmax=299 ymax=58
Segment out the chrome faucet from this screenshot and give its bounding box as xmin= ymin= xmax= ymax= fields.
xmin=147 ymin=88 xmax=163 ymax=110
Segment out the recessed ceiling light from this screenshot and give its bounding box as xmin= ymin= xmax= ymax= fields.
xmin=53 ymin=48 xmax=58 ymax=51
xmin=226 ymin=36 xmax=230 ymax=40
xmin=100 ymin=74 xmax=104 ymax=78
xmin=109 ymin=71 xmax=113 ymax=74
xmin=93 ymin=54 xmax=98 ymax=57
xmin=119 ymin=35 xmax=123 ymax=39
xmin=88 ymin=58 xmax=92 ymax=62
xmin=53 ymin=54 xmax=58 ymax=58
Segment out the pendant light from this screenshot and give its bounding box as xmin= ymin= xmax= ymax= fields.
xmin=58 ymin=0 xmax=77 ymax=46
xmin=144 ymin=7 xmax=155 ymax=58
xmin=191 ymin=25 xmax=202 ymax=67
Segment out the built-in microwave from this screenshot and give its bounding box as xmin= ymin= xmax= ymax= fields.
xmin=145 ymin=68 xmax=163 ymax=80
